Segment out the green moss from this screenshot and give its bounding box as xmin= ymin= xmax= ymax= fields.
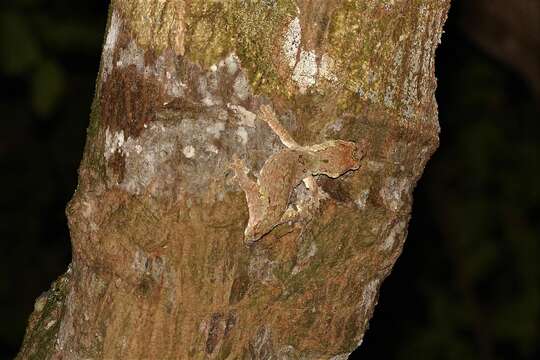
xmin=226 ymin=1 xmax=296 ymax=96
xmin=273 ymin=259 xmax=294 ymax=283
xmin=327 ymin=0 xmax=410 ymax=113
xmin=184 ymin=1 xmax=232 ymax=67
xmin=16 ymin=272 xmax=71 ymax=360
xmin=183 ymin=0 xmax=296 ymax=98
xmin=116 ymin=0 xmax=185 ymax=54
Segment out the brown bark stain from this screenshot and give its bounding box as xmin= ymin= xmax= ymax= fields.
xmin=98 ymin=14 xmax=167 ymax=137
xmin=100 ymin=66 xmax=165 ymax=137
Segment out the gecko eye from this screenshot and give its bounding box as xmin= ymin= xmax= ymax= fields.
xmin=322 ymin=159 xmax=329 ymax=163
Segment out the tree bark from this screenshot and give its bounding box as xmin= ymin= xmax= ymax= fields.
xmin=17 ymin=1 xmax=450 ymax=359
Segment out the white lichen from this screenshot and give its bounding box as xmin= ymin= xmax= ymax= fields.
xmin=102 ymin=10 xmax=121 ymax=80
xmin=205 ymin=144 xmax=219 ymax=154
xmin=282 ymin=17 xmax=301 ymax=69
xmin=380 ymin=177 xmax=410 ymax=211
xmin=282 ymin=17 xmax=336 ymax=93
xmin=132 ymin=249 xmax=148 ymax=275
xmin=325 ymin=118 xmax=343 ymax=134
xmin=81 ymin=200 xmax=94 ymax=219
xmin=228 ymin=104 xmax=256 ymax=128
xmin=198 ymin=77 xmax=218 ymax=107
xmin=360 ymin=278 xmax=380 ymax=317
xmin=236 ymin=127 xmax=248 ymax=145
xmin=104 ymin=128 xmax=125 ymax=160
xmin=319 ymin=53 xmax=338 ymax=82
xmin=233 ymin=73 xmax=251 ymax=100
xmin=206 ymin=121 xmax=225 ymax=138
xmin=355 ymin=189 xmax=370 ymax=210
xmin=33 ymin=294 xmax=48 ymax=313
xmin=107 ymin=32 xmax=186 ymax=99
xmin=45 ymin=320 xmax=56 ymax=330
xmin=292 ymin=50 xmax=318 ymax=93
xmin=117 ymin=40 xmax=145 ymax=73
xmin=381 ymin=220 xmax=406 ymax=251
xmin=224 ymin=53 xmax=239 ymax=75
xmin=248 ymin=253 xmax=277 ymax=285
xmin=182 ymin=145 xmax=196 ymax=158
xmin=116 ymin=122 xmax=178 ymax=195
xmin=366 ymin=160 xmax=384 ymax=172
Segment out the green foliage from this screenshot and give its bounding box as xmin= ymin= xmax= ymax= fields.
xmin=0 ymin=2 xmax=102 ymax=117
xmin=0 ymin=11 xmax=41 ymax=75
xmin=32 ymin=60 xmax=65 ymax=116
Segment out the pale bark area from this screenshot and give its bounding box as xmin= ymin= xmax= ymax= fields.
xmin=17 ymin=1 xmax=450 ymax=359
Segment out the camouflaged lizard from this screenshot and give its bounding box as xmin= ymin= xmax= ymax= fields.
xmin=231 ymin=105 xmax=362 ymax=244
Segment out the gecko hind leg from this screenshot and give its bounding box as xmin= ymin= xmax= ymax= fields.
xmin=230 ymin=156 xmax=267 ymax=239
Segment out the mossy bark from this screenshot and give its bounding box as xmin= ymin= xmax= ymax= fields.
xmin=17 ymin=1 xmax=450 ymax=359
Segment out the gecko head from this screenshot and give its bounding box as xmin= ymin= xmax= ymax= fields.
xmin=314 ymin=140 xmax=363 ymax=178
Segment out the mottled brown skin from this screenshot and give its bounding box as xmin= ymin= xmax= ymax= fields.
xmin=232 ymin=106 xmax=362 ymax=243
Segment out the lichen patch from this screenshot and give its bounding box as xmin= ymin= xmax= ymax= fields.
xmin=319 ymin=53 xmax=338 ymax=82
xmin=205 ymin=122 xmax=225 ymax=138
xmin=380 ymin=220 xmax=406 ymax=251
xmin=102 ymin=10 xmax=122 ymax=81
xmin=233 ymin=73 xmax=251 ymax=101
xmin=224 ymin=53 xmax=240 ymax=75
xmin=113 ymin=121 xmax=180 ymax=195
xmin=359 ymin=278 xmax=380 ymax=318
xmin=104 ymin=128 xmax=126 ymax=160
xmin=228 ymin=104 xmax=256 ymax=128
xmin=235 ymin=127 xmax=249 ymax=146
xmin=283 ymin=17 xmax=301 ymax=69
xmin=281 ymin=16 xmax=338 ymax=93
xmin=292 ymin=50 xmax=318 ymax=93
xmin=379 ymin=177 xmax=410 ymax=212
xmin=182 ymin=145 xmax=196 ymax=158
xmin=355 ymin=189 xmax=370 ymax=210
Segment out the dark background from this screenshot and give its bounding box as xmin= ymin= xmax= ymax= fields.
xmin=1 ymin=1 xmax=538 ymax=359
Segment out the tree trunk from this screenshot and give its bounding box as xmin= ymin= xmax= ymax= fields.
xmin=17 ymin=1 xmax=450 ymax=359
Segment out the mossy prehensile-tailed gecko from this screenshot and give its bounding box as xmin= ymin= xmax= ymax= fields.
xmin=231 ymin=105 xmax=363 ymax=244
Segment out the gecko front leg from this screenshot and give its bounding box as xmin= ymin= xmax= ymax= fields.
xmin=258 ymin=105 xmax=319 ymax=195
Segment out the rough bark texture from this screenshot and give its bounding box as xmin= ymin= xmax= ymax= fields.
xmin=17 ymin=1 xmax=450 ymax=359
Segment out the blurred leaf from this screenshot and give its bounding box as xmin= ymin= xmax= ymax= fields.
xmin=31 ymin=60 xmax=65 ymax=116
xmin=493 ymin=288 xmax=540 ymax=356
xmin=36 ymin=16 xmax=103 ymax=52
xmin=0 ymin=11 xmax=41 ymax=75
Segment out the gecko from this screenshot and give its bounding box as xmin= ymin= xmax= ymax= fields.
xmin=231 ymin=105 xmax=363 ymax=244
